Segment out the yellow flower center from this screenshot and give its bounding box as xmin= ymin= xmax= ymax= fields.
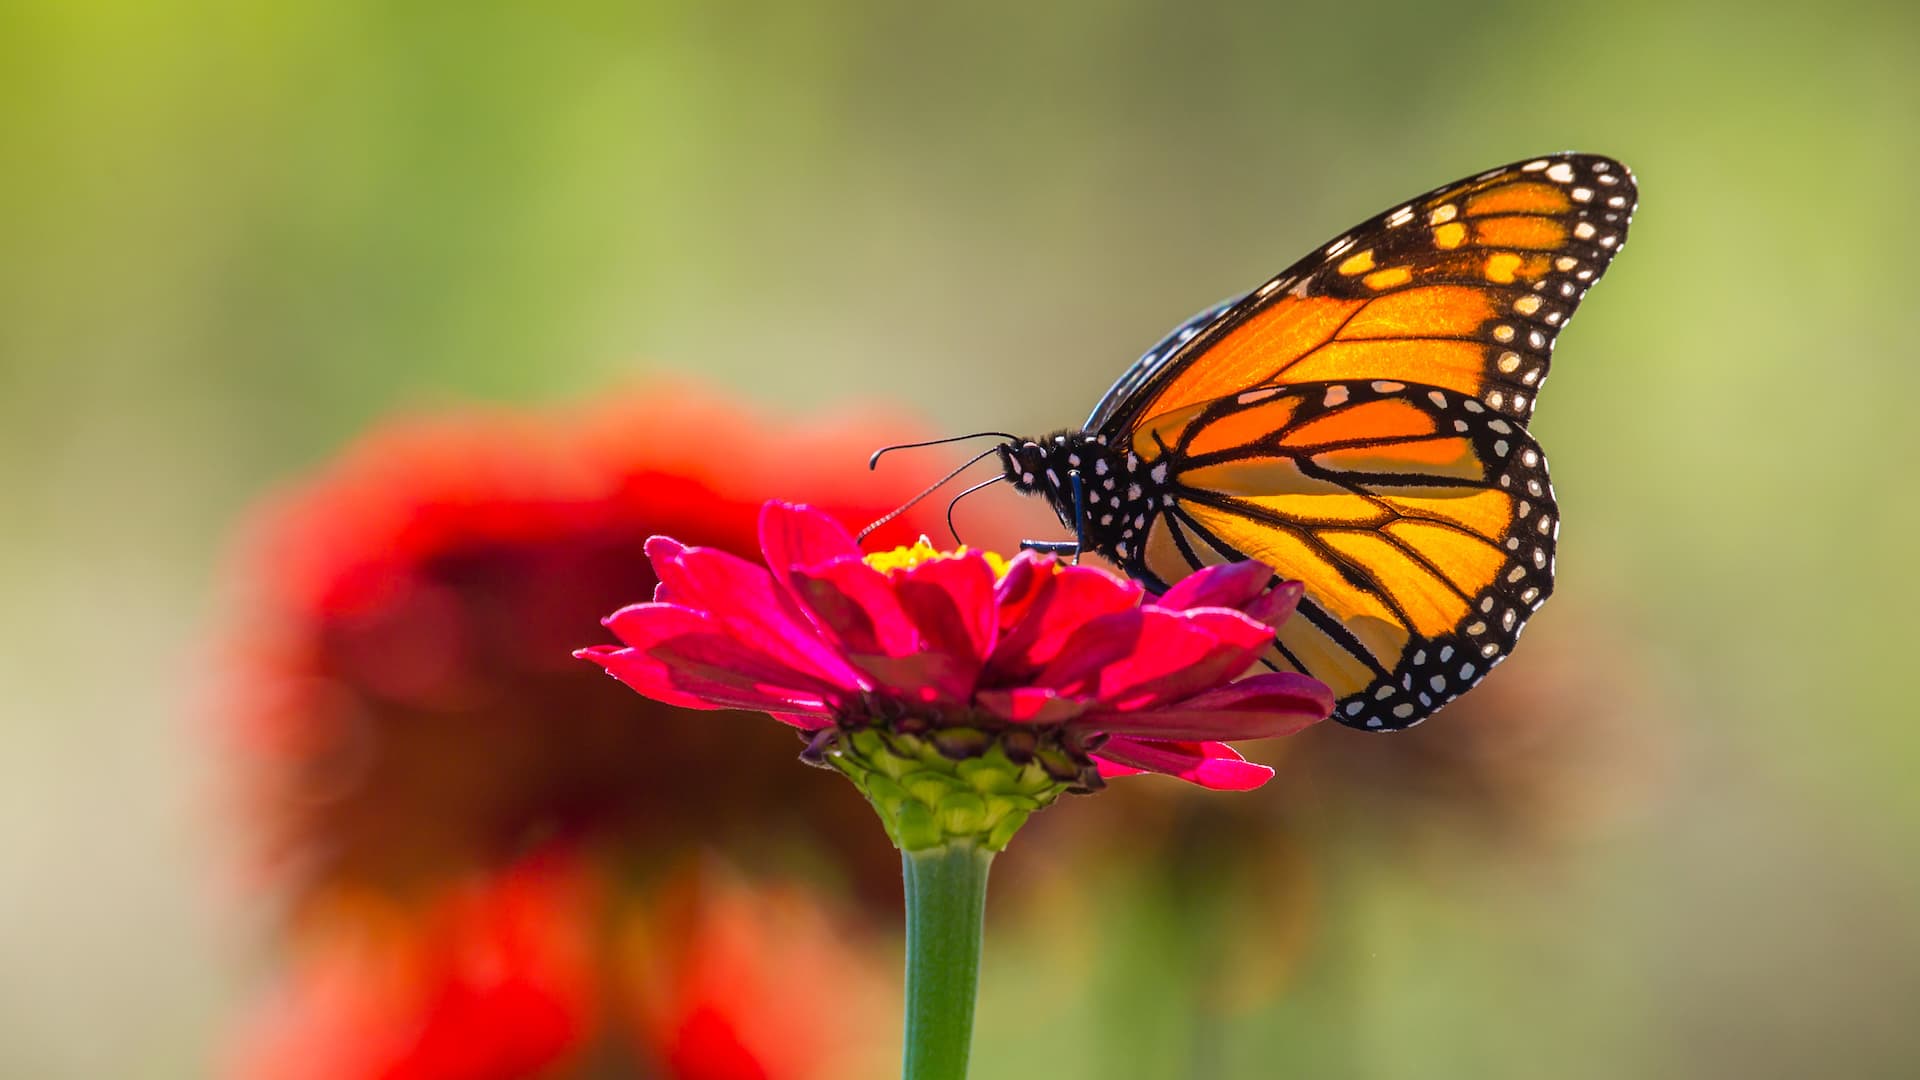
xmin=862 ymin=537 xmax=1012 ymax=580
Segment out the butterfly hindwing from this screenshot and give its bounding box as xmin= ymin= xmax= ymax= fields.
xmin=1123 ymin=379 xmax=1556 ymax=730
xmin=1093 ymin=153 xmax=1637 ymax=435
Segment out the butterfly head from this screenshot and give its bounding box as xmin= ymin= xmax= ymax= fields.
xmin=1000 ymin=430 xmax=1103 ymax=499
xmin=999 ymin=430 xmax=1164 ymax=561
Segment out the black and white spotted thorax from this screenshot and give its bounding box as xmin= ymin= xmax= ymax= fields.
xmin=999 ymin=431 xmax=1169 ymax=559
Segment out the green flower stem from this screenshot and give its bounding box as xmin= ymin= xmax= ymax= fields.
xmin=901 ymin=841 xmax=995 ymax=1080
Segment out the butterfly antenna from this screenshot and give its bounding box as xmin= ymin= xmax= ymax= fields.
xmin=943 ymin=475 xmax=1006 ymax=545
xmin=868 ymin=431 xmax=1020 ymax=471
xmin=855 ymin=445 xmax=1004 ymax=544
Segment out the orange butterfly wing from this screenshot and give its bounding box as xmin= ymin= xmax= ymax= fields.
xmin=1091 ymin=153 xmax=1637 ymax=434
xmin=1051 ymin=152 xmax=1638 ymax=729
xmin=1124 ymin=380 xmax=1555 ymax=730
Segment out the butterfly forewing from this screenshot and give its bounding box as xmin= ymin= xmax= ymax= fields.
xmin=1086 ymin=295 xmax=1243 ymax=432
xmin=1093 ymin=152 xmax=1637 ymax=434
xmin=1126 ymin=379 xmax=1556 ymax=730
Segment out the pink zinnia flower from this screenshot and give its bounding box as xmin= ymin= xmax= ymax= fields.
xmin=579 ymin=501 xmax=1332 ymax=848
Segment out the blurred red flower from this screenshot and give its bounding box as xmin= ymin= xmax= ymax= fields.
xmin=231 ymin=847 xmax=893 ymax=1080
xmin=229 ymin=848 xmax=598 ymax=1080
xmin=217 ymin=382 xmax=1016 ymax=1077
xmin=619 ymin=859 xmax=894 ymax=1080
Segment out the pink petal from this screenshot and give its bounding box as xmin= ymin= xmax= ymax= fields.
xmin=1093 ymin=738 xmax=1274 ymax=791
xmin=894 ymin=553 xmax=999 ymax=669
xmin=770 ymin=711 xmax=834 ymax=731
xmin=789 ymin=557 xmax=919 ymax=657
xmin=1080 ymin=672 xmax=1333 ymax=740
xmin=1033 ymin=608 xmax=1274 ymax=708
xmin=1237 ymin=579 xmax=1305 ymax=629
xmin=577 ymin=644 xmax=836 ymax=717
xmin=1175 ymin=608 xmax=1283 ymax=652
xmin=642 ymin=633 xmax=848 ymax=713
xmin=841 ymin=652 xmax=979 ymax=707
xmin=758 ymin=501 xmax=858 ymax=575
xmin=1025 ymin=609 xmax=1144 ymax=693
xmin=601 ymin=601 xmax=697 ymax=650
xmin=1080 ymin=608 xmax=1280 ymax=710
xmin=975 ymin=687 xmax=1089 ymax=726
xmin=1154 ymin=560 xmax=1272 ymax=613
xmin=644 ymin=536 xmax=688 ymax=604
xmin=577 ymin=644 xmax=726 ymax=712
xmin=590 ymin=604 xmax=846 ymax=714
xmin=644 ymin=535 xmax=689 ymax=565
xmin=648 ymin=542 xmax=867 ymax=690
xmin=991 ymin=552 xmax=1054 ymax=631
xmin=986 ymin=564 xmax=1144 ymax=681
xmin=645 ymin=535 xmax=692 ymax=607
xmin=789 ymin=558 xmax=977 ymax=704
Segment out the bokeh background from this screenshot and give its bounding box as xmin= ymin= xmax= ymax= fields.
xmin=5 ymin=1 xmax=1919 ymax=1077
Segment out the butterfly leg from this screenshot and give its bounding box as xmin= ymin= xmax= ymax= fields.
xmin=1017 ymin=470 xmax=1088 ymax=562
xmin=1069 ymin=469 xmax=1086 ymax=565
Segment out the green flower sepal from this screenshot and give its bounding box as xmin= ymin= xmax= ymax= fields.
xmin=803 ymin=721 xmax=1093 ymax=852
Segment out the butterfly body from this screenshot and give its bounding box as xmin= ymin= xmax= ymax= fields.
xmin=1001 ymin=430 xmax=1168 ymax=562
xmin=1001 ymin=152 xmax=1634 ymax=731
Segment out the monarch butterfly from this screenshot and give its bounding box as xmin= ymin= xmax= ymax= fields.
xmin=997 ymin=152 xmax=1637 ymax=731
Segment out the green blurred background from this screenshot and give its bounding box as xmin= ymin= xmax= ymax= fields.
xmin=4 ymin=1 xmax=1918 ymax=1076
